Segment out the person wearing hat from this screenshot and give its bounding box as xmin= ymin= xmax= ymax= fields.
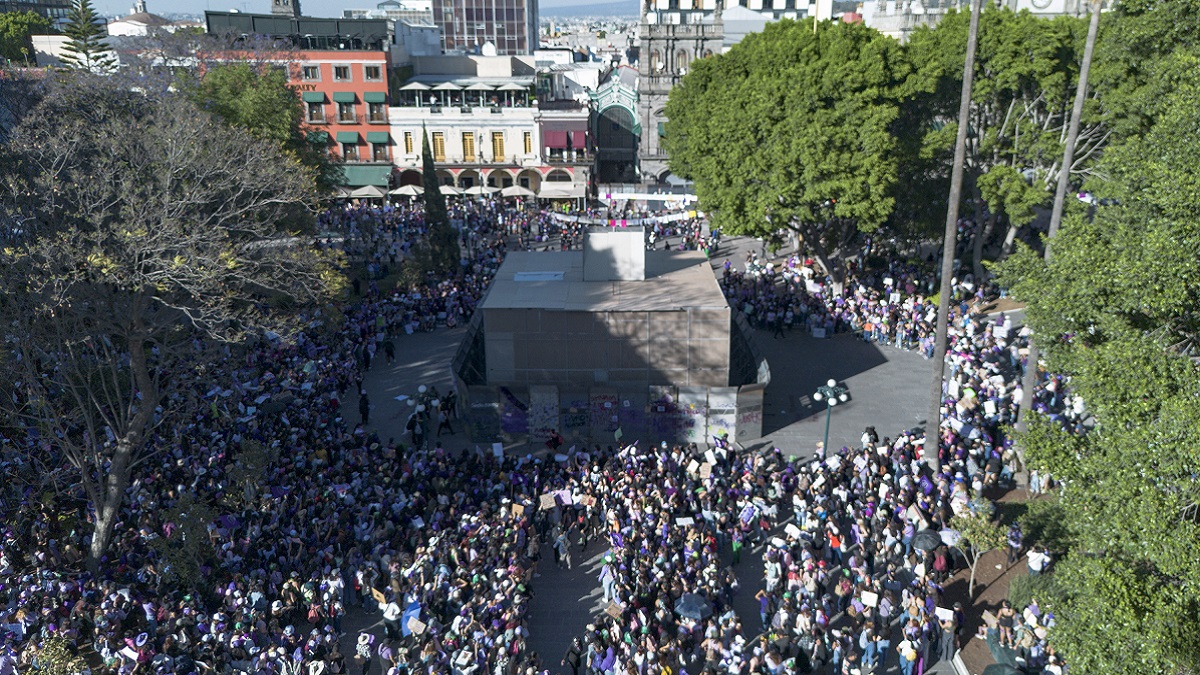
xmin=353 ymin=633 xmax=374 ymax=675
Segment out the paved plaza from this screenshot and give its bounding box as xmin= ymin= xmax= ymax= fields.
xmin=336 ymin=234 xmax=949 ymax=674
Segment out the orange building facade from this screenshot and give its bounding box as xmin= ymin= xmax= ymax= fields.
xmin=290 ymin=50 xmax=393 ymax=187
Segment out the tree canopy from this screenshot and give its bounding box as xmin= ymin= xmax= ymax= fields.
xmin=419 ymin=127 xmax=461 ymax=275
xmin=907 ymin=6 xmax=1104 ymax=269
xmin=663 ymin=18 xmax=909 ymax=278
xmin=183 ymin=60 xmax=342 ymax=196
xmin=0 ymin=10 xmax=53 ymax=64
xmin=0 ymin=74 xmax=343 ymax=564
xmin=997 ymin=5 xmax=1200 ymax=667
xmin=59 ymin=0 xmax=115 ymax=73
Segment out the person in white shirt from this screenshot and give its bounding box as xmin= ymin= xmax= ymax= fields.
xmin=1027 ymin=546 xmax=1051 ymax=577
xmin=379 ymin=594 xmax=402 ymax=640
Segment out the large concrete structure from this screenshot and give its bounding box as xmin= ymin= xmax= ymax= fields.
xmin=0 ymin=0 xmax=69 ymax=24
xmin=205 ymin=12 xmax=393 ymax=189
xmin=636 ymin=0 xmax=724 ymax=186
xmin=388 ymin=54 xmax=591 ymax=198
xmin=432 ymin=0 xmax=539 ymax=56
xmin=454 ymin=230 xmax=769 ymax=446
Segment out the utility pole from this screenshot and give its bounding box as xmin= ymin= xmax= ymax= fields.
xmin=1014 ymin=0 xmax=1103 ymax=457
xmin=925 ymin=0 xmax=983 ymax=471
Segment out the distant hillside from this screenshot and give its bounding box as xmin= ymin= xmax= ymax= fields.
xmin=541 ymin=0 xmax=640 ymax=17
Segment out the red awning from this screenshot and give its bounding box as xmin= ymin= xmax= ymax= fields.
xmin=544 ymin=130 xmax=568 ymax=149
xmin=569 ymin=131 xmax=587 ymax=149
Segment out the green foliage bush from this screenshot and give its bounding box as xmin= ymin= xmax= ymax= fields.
xmin=1017 ymin=498 xmax=1075 ymax=554
xmin=1008 ymin=570 xmax=1065 ymax=612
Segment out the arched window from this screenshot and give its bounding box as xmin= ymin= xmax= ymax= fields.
xmin=650 ymin=50 xmax=663 ymax=72
xmin=676 ymin=50 xmax=690 ymax=73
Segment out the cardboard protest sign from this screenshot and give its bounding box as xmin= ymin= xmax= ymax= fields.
xmin=981 ymin=610 xmax=998 ymax=628
xmin=406 ymin=617 xmax=427 ymax=635
xmin=539 ymin=494 xmax=557 ymax=510
xmin=511 ymin=504 xmax=525 ymax=518
xmin=604 ymin=603 xmax=623 ymax=620
xmin=371 ymin=588 xmax=387 ymax=604
xmin=699 ymin=463 xmax=713 ymax=479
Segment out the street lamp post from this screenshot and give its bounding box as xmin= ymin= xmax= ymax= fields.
xmin=812 ymin=378 xmax=849 ymax=457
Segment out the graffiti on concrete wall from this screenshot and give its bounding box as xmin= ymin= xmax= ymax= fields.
xmin=499 ymin=387 xmax=529 ymax=436
xmin=589 ymin=393 xmax=619 ymax=434
xmin=528 ymin=388 xmax=558 ymax=444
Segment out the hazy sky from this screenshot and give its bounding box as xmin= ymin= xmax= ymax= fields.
xmin=98 ymin=0 xmax=579 ymax=20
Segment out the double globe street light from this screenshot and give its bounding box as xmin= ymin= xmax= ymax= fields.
xmin=813 ymin=378 xmax=849 ymax=458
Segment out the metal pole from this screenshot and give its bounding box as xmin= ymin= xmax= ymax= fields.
xmin=823 ymin=402 xmax=832 ymax=457
xmin=926 ymin=0 xmax=983 ymax=472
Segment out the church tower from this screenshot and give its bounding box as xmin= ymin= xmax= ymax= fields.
xmin=636 ymin=0 xmax=725 ymax=187
xmin=271 ymin=0 xmax=301 ymax=18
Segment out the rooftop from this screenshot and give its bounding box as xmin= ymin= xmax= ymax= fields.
xmin=480 ymin=249 xmax=727 ymax=313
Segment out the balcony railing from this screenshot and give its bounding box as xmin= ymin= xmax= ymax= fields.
xmin=307 ymin=114 xmax=326 ymax=124
xmin=430 ymin=105 xmax=443 ymax=114
xmin=460 ymin=106 xmax=473 ymax=114
xmin=337 ymin=113 xmax=358 ymax=123
xmin=546 ymin=153 xmax=592 ymax=163
xmin=537 ymin=99 xmax=585 ymax=110
xmin=367 ymin=114 xmax=388 ymax=124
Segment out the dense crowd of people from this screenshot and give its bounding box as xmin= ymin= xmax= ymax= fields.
xmin=0 ymin=203 xmax=1069 ymax=675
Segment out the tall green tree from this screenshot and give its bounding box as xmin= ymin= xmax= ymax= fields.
xmin=0 ymin=74 xmax=342 ymax=566
xmin=998 ymin=40 xmax=1200 ymax=673
xmin=949 ymin=500 xmax=1007 ymax=597
xmin=184 ymin=61 xmax=342 ymax=196
xmin=419 ymin=126 xmax=460 ymax=275
xmin=663 ymin=18 xmax=909 ymax=281
xmin=0 ymin=10 xmax=53 ymax=64
xmin=908 ymin=7 xmax=1105 ymax=274
xmin=59 ymin=0 xmax=116 ymax=73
